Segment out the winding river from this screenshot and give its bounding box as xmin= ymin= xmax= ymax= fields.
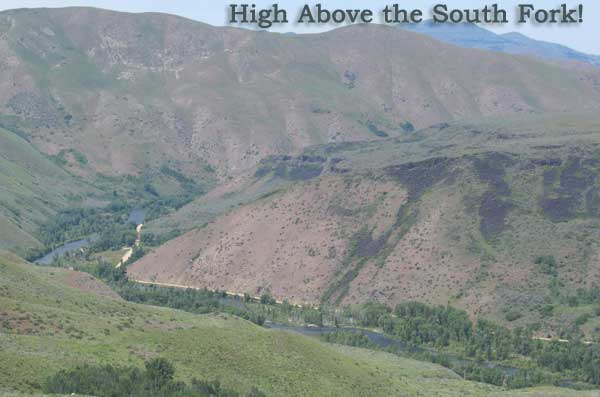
xmin=34 ymin=237 xmax=95 ymax=265
xmin=266 ymin=322 xmax=520 ymax=377
xmin=35 ymin=208 xmax=145 ymax=265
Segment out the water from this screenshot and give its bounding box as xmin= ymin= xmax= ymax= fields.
xmin=266 ymin=322 xmax=519 ymax=376
xmin=127 ymin=208 xmax=146 ymax=225
xmin=266 ymin=323 xmax=415 ymax=352
xmin=35 ymin=208 xmax=145 ymax=265
xmin=35 ymin=238 xmax=93 ymax=265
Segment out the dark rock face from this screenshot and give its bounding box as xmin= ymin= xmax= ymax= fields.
xmin=356 ymin=232 xmax=389 ymax=259
xmin=254 ymin=155 xmax=325 ymax=180
xmin=540 ymin=197 xmax=576 ymax=222
xmin=386 ymin=157 xmax=454 ymax=201
xmin=539 ymin=157 xmax=598 ymax=222
xmin=479 ymin=191 xmax=513 ymax=241
xmin=586 ymin=188 xmax=600 ymax=217
xmin=472 ymin=152 xmax=512 ymax=196
xmin=472 ymin=153 xmax=514 ymax=241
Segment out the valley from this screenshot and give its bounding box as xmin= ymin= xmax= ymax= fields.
xmin=4 ymin=252 xmax=505 ymax=397
xmin=1 ymin=5 xmax=600 ymax=396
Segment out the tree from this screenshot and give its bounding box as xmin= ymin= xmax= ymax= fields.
xmin=145 ymin=357 xmax=175 ymax=390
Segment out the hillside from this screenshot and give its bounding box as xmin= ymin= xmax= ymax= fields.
xmin=3 ymin=252 xmax=600 ymax=396
xmin=400 ymin=21 xmax=600 ymax=68
xmin=130 ymin=113 xmax=600 ymax=336
xmin=0 ymin=126 xmax=102 ymax=255
xmin=4 ymin=7 xmax=600 ymax=254
xmin=0 ymin=251 xmax=504 ymax=396
xmin=3 ymin=5 xmax=600 ymax=396
xmin=1 ymin=7 xmax=600 ymax=182
xmin=0 ymin=122 xmax=209 ymax=256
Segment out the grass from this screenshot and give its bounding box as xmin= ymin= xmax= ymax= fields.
xmin=0 ymin=126 xmax=102 ymax=255
xmin=0 ymin=252 xmax=506 ymax=396
xmin=0 ymin=253 xmax=597 ymax=396
xmin=488 ymin=387 xmax=600 ymax=397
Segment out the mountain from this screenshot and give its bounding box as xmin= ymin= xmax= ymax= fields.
xmin=2 ymin=7 xmax=600 ymax=395
xmin=1 ymin=7 xmax=600 ymax=183
xmin=399 ymin=21 xmax=600 ymax=68
xmin=3 ymin=8 xmax=600 ymax=254
xmin=130 ymin=112 xmax=600 ymax=337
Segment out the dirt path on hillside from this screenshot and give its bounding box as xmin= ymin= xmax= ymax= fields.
xmin=128 ymin=278 xmax=306 ymax=307
xmin=117 ymin=223 xmax=143 ymax=268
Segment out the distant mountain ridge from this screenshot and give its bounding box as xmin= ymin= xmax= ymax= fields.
xmin=399 ymin=21 xmax=600 ymax=68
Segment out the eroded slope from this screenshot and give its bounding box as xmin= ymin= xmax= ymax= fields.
xmin=131 ymin=114 xmax=600 ymax=333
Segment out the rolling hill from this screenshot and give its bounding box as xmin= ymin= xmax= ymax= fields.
xmin=0 ymin=125 xmax=102 ymax=255
xmin=130 ymin=112 xmax=600 ymax=336
xmin=1 ymin=7 xmax=600 ymax=182
xmin=3 ymin=251 xmax=600 ymax=396
xmin=0 ymin=251 xmax=507 ymax=396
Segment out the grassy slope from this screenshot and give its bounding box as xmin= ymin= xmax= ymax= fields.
xmin=0 ymin=252 xmax=501 ymax=396
xmin=0 ymin=253 xmax=596 ymax=396
xmin=0 ymin=122 xmax=213 ymax=256
xmin=0 ymin=127 xmax=102 ymax=254
xmin=0 ymin=392 xmax=588 ymax=397
xmin=490 ymin=389 xmax=600 ymax=397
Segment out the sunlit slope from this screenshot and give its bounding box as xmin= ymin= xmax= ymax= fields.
xmin=0 ymin=252 xmax=510 ymax=396
xmin=132 ymin=113 xmax=600 ymax=334
xmin=1 ymin=7 xmax=600 ymax=181
xmin=0 ymin=127 xmax=100 ymax=255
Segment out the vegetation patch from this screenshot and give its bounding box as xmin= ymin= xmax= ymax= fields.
xmin=365 ymin=121 xmax=389 ymax=138
xmin=472 ymin=153 xmax=514 ymax=241
xmin=254 ymin=155 xmax=325 ymax=181
xmin=539 ymin=158 xmax=599 ymax=222
xmin=44 ymin=358 xmax=265 ymax=397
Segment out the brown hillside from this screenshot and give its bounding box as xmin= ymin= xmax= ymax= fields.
xmin=1 ymin=7 xmax=600 ymax=179
xmin=130 ymin=113 xmax=600 ymax=334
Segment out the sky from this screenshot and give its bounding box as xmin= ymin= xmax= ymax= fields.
xmin=0 ymin=0 xmax=598 ymax=54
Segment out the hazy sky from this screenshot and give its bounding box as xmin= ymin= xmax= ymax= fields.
xmin=1 ymin=0 xmax=598 ymax=54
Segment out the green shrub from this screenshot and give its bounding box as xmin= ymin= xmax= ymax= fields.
xmin=504 ymin=310 xmax=523 ymax=322
xmin=534 ymin=255 xmax=557 ymax=276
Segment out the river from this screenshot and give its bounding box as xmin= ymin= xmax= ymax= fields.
xmin=34 ymin=208 xmax=145 ymax=265
xmin=266 ymin=322 xmax=519 ymax=377
xmin=34 ymin=237 xmax=95 ymax=265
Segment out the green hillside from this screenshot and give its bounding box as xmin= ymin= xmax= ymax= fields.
xmin=0 ymin=121 xmax=213 ymax=256
xmin=2 ymin=253 xmax=599 ymax=396
xmin=0 ymin=126 xmax=102 ymax=255
xmin=0 ymin=252 xmax=489 ymax=396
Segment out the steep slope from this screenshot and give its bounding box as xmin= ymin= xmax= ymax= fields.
xmin=2 ymin=253 xmax=599 ymax=396
xmin=0 ymin=251 xmax=508 ymax=396
xmin=130 ymin=113 xmax=600 ymax=334
xmin=0 ymin=126 xmax=101 ymax=255
xmin=1 ymin=7 xmax=600 ymax=181
xmin=400 ymin=21 xmax=600 ymax=68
